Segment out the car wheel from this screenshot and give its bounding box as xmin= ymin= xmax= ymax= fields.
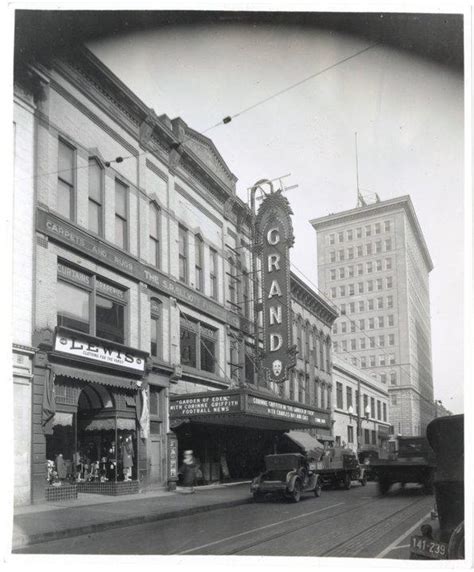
xmin=343 ymin=473 xmax=352 ymax=490
xmin=314 ymin=482 xmax=322 ymax=498
xmin=290 ymin=481 xmax=302 ymax=503
xmin=378 ymin=478 xmax=391 ymax=495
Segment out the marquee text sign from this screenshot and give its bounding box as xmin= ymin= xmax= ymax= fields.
xmin=54 ymin=332 xmax=145 ymax=372
xmin=169 ymin=394 xmax=241 ymax=417
xmin=247 ymin=395 xmax=329 ymax=426
xmin=255 ymin=191 xmax=295 ymax=383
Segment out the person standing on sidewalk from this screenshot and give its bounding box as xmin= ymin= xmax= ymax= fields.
xmin=179 ymin=450 xmax=199 ymax=493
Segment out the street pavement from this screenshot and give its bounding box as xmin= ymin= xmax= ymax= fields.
xmin=13 ymin=481 xmax=434 ymax=558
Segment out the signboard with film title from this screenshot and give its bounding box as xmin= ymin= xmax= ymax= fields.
xmin=255 ymin=190 xmax=296 ymax=384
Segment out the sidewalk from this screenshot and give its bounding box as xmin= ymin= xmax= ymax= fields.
xmin=12 ymin=482 xmax=252 ymax=551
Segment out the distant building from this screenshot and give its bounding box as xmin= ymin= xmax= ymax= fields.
xmin=434 ymin=400 xmax=452 ymax=418
xmin=310 ymin=196 xmax=434 ymax=436
xmin=332 ymin=356 xmax=390 ymax=452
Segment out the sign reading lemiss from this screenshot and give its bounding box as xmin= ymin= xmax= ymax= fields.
xmin=54 ymin=332 xmax=145 ymax=372
xmin=255 ymin=190 xmax=296 ymax=384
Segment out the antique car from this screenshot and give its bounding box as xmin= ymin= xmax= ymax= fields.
xmin=371 ymin=436 xmax=436 ymax=494
xmin=410 ymin=414 xmax=464 ymax=560
xmin=250 ymin=453 xmax=322 ymax=503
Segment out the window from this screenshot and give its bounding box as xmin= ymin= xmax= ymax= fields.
xmin=194 ymin=235 xmax=203 ymax=292
xmin=380 ymin=373 xmax=387 ymax=384
xmin=349 ymin=284 xmax=355 ymax=296
xmin=365 ymin=225 xmax=371 ymax=237
xmin=391 ymin=394 xmax=397 ymax=405
xmin=364 ymin=429 xmax=370 ymax=445
xmin=88 ymin=158 xmax=103 ymax=235
xmin=149 ymin=203 xmax=160 ymax=268
xmin=179 ymin=226 xmax=188 ymax=283
xmin=378 ymin=316 xmax=384 ymax=328
xmin=375 ymin=240 xmax=382 ymax=254
xmin=357 ymin=263 xmax=363 ymax=276
xmin=57 ymin=139 xmax=75 ymax=220
xmin=339 ymin=249 xmax=345 ymax=261
xmin=330 ymin=269 xmax=336 ymax=281
xmin=180 ymin=316 xmax=217 ymax=374
xmin=356 ymin=227 xmax=362 ymax=238
xmin=361 ymin=356 xmax=367 ymax=368
xmin=330 ymin=251 xmax=336 ymax=262
xmin=341 ymin=322 xmax=347 ymax=334
xmin=387 ymin=295 xmax=393 ymax=308
xmin=150 ymin=298 xmax=162 ymax=358
xmin=366 ymin=243 xmax=372 ymax=255
xmin=371 ymin=430 xmax=377 ymax=445
xmin=359 ymin=319 xmax=365 ymax=330
xmin=339 ymin=267 xmax=345 ymax=279
xmin=347 ymin=426 xmax=354 ymax=444
xmin=333 ymin=341 xmax=338 ymax=352
xmin=357 ymin=245 xmax=363 ymax=257
xmin=385 ymin=238 xmax=392 ymax=251
xmin=368 ymin=280 xmax=373 ymax=292
xmin=348 ymin=265 xmax=354 ymax=277
xmin=329 ymin=234 xmax=335 ymax=245
xmin=349 ymin=302 xmax=355 ymax=313
xmin=339 ymin=285 xmax=346 ymax=297
xmin=229 ymin=337 xmax=241 ymax=384
xmin=376 ymin=259 xmax=382 ymax=271
xmin=390 ymin=371 xmax=397 ymax=385
xmin=360 ymin=337 xmax=366 ymax=350
xmin=348 ymin=247 xmax=354 ymax=260
xmin=347 ymin=229 xmax=353 ymax=240
xmin=370 ymin=355 xmax=376 ymax=367
xmin=371 ymin=397 xmax=375 ymax=418
xmin=377 ymin=297 xmax=383 ymax=310
xmin=388 ymin=334 xmax=395 ymax=346
xmin=388 ymin=315 xmax=394 ymax=327
xmin=210 ymin=248 xmax=218 ymax=299
xmin=115 ymin=179 xmax=128 ymax=250
xmin=336 ymin=382 xmax=343 ymax=409
xmin=341 ymin=340 xmax=347 ymax=352
xmin=386 ymin=277 xmax=393 ymax=288
xmin=369 ymin=336 xmax=375 ymax=348
xmin=358 ymin=282 xmax=364 ymax=294
xmin=333 ymin=323 xmax=338 ymax=335
xmin=369 ymin=318 xmax=375 ymax=329
xmin=350 ymin=339 xmax=356 ymax=350
xmin=375 ymin=223 xmax=381 ymax=234
xmin=368 ymin=299 xmax=374 ymax=310
xmin=359 ymin=301 xmax=365 ymax=312
xmin=377 ymin=400 xmax=381 ymax=420
xmin=384 ymin=220 xmax=391 ymax=232
xmin=376 ymin=278 xmax=383 ymax=291
xmin=379 ymin=354 xmax=386 ymax=366
xmin=57 ymin=262 xmax=126 ymax=344
xmin=242 ymin=271 xmax=250 ymax=318
xmin=346 ymin=387 xmax=353 ymax=408
xmin=389 ymin=354 xmax=396 ymax=365
xmin=385 ymin=258 xmax=392 ymax=270
xmin=340 ymin=303 xmax=346 ymax=314
xmin=367 ymin=261 xmax=373 ymax=273
xmin=383 ymin=403 xmax=387 ymax=421
xmin=338 ymin=232 xmax=344 ymax=243
xmin=331 ymin=287 xmax=337 ymax=298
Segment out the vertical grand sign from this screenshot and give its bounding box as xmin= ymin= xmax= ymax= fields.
xmin=255 ymin=190 xmax=296 ymax=383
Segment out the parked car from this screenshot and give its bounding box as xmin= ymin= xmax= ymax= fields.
xmin=250 ymin=453 xmax=322 ymax=503
xmin=409 ymin=414 xmax=464 ymax=560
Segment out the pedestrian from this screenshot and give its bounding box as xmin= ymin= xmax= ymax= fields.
xmin=179 ymin=450 xmax=198 ymax=493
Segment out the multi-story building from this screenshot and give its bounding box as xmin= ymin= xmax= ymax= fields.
xmin=332 ymin=356 xmax=390 ymax=452
xmin=310 ymin=196 xmax=434 ymax=437
xmin=13 ymin=45 xmax=337 ymax=504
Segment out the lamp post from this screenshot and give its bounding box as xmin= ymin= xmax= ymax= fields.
xmin=348 ymin=403 xmax=371 ymax=451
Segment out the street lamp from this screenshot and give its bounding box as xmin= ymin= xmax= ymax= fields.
xmin=347 ymin=405 xmax=359 ymax=450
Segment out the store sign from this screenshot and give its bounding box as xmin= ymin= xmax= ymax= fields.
xmin=378 ymin=424 xmax=390 ymax=437
xmin=37 ymin=208 xmax=249 ymax=332
xmin=255 ymin=191 xmax=295 ymax=383
xmin=169 ymin=394 xmax=241 ymax=417
xmin=54 ymin=333 xmax=145 ymax=372
xmin=247 ymin=395 xmax=329 ymax=427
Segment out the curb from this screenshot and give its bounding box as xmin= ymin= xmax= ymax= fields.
xmin=12 ymin=497 xmax=252 ymax=551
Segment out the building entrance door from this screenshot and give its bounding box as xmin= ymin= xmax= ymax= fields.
xmin=149 ymin=435 xmax=164 ymax=484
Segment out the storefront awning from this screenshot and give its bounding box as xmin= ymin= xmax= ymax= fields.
xmin=79 ymin=418 xmax=136 ymax=431
xmin=169 ymin=387 xmax=331 ymax=431
xmin=51 ymin=363 xmax=140 ymax=391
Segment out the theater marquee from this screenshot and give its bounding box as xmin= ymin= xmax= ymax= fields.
xmin=255 ymin=190 xmax=296 ymax=384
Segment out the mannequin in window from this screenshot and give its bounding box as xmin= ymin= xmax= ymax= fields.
xmin=121 ymin=435 xmax=134 ymax=481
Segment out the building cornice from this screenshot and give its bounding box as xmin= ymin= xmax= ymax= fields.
xmin=309 ymin=196 xmax=433 ymax=272
xmin=290 ymin=272 xmax=339 ymax=327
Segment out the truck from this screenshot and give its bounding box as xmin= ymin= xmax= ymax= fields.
xmin=316 ymin=446 xmax=367 ymax=489
xmin=371 ymin=435 xmax=436 ymax=495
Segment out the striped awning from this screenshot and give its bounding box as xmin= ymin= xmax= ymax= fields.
xmin=51 ymin=363 xmax=140 ymax=391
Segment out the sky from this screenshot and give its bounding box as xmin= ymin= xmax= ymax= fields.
xmin=87 ymin=16 xmax=465 ymax=414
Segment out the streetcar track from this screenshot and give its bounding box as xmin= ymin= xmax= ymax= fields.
xmin=179 ymin=497 xmax=375 ymax=555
